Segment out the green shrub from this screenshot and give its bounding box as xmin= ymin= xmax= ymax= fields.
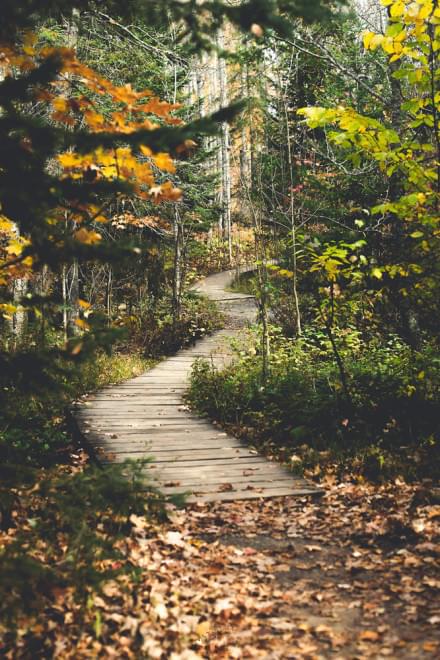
xmin=124 ymin=293 xmax=224 ymax=357
xmin=188 ymin=327 xmax=440 ymax=479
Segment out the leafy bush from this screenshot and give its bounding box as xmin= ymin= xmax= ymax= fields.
xmin=125 ymin=293 xmax=224 ymax=357
xmin=188 ymin=327 xmax=440 ymax=480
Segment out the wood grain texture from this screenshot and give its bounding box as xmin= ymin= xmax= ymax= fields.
xmin=74 ymin=267 xmax=322 ymax=502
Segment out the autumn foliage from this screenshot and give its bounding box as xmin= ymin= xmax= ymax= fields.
xmin=0 ymin=33 xmax=183 ymax=311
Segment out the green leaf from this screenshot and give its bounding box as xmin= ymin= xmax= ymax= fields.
xmin=386 ymin=22 xmax=404 ymax=37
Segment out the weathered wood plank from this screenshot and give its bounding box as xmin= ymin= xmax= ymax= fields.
xmin=157 ymin=474 xmax=303 ymax=488
xmin=184 ymin=488 xmax=321 ymax=503
xmin=93 ymin=441 xmax=237 ymax=450
xmin=162 ymin=482 xmax=317 ymax=496
xmin=100 ymin=448 xmax=258 ymax=461
xmin=74 ymin=267 xmax=321 ymax=501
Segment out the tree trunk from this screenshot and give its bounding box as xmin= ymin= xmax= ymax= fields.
xmin=216 ymin=28 xmax=232 ymax=263
xmin=64 ymin=9 xmax=81 ymax=338
xmin=172 ymin=206 xmax=184 ymax=323
xmin=65 ymin=261 xmax=80 ymax=338
xmin=282 ymin=79 xmax=302 ymax=336
xmin=106 ymin=265 xmax=112 ymax=325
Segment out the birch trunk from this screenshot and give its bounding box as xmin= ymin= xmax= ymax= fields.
xmin=64 ymin=9 xmax=81 ymax=338
xmin=106 ymin=265 xmax=112 ymax=325
xmin=172 ymin=207 xmax=184 ymax=323
xmin=216 ymin=29 xmax=232 ymax=262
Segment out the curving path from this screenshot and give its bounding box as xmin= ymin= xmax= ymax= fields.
xmin=74 ymin=267 xmax=321 ymax=502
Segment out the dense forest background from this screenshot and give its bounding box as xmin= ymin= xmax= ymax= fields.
xmin=0 ymin=0 xmax=439 ymax=656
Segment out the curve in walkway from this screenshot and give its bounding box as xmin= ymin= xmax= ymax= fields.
xmin=75 ymin=267 xmax=321 ymax=502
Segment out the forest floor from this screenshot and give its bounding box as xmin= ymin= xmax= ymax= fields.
xmin=66 ymin=269 xmax=439 ymax=659
xmin=18 ymin=472 xmax=438 ymax=659
xmin=4 ymin=269 xmax=440 ymax=658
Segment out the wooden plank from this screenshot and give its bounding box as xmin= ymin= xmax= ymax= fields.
xmin=89 ymin=430 xmax=229 ymax=439
xmin=161 ymin=482 xmax=315 ymax=496
xmin=157 ymin=473 xmax=302 ymax=488
xmin=143 ymin=459 xmax=278 ymax=471
xmin=185 ymin=487 xmax=321 ymax=503
xmin=80 ymin=419 xmax=198 ymax=425
xmin=144 ymin=467 xmax=285 ymax=480
xmin=100 ymin=448 xmax=257 ymax=461
xmin=93 ymin=440 xmax=243 ymax=451
xmin=113 ymin=456 xmax=268 ymax=467
xmin=73 ymin=268 xmax=321 ymax=502
xmin=85 ymin=432 xmax=230 ymax=441
xmin=83 ymin=402 xmax=183 ymax=407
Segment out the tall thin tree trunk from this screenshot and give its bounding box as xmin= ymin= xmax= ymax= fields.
xmin=62 ymin=264 xmax=68 ymax=343
xmin=246 ymin=62 xmax=256 ymax=185
xmin=64 ymin=9 xmax=81 ymax=338
xmin=10 ymin=278 xmax=28 ymax=343
xmin=217 ymin=28 xmax=232 ymax=263
xmin=172 ymin=206 xmax=184 ymax=323
xmin=106 ymin=266 xmax=112 ymax=324
xmin=256 ymin=229 xmax=270 ymax=383
xmin=67 ymin=260 xmax=80 ymax=338
xmin=282 ymin=81 xmax=302 ymax=335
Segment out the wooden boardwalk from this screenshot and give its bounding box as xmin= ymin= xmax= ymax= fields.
xmin=74 ymin=268 xmax=321 ymax=502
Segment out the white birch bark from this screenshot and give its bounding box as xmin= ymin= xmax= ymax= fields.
xmin=216 ymin=28 xmax=232 ymax=262
xmin=64 ymin=8 xmax=81 ymax=338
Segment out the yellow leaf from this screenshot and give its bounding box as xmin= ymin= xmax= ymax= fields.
xmin=196 ymin=621 xmax=211 ymax=637
xmin=78 ymin=299 xmax=91 ymax=310
xmin=0 ymin=303 xmax=18 ymax=316
xmin=84 ymin=110 xmax=105 ymax=129
xmin=363 ymin=31 xmax=376 ymax=49
xmin=390 ymin=1 xmax=405 ymax=18
xmin=75 ymin=318 xmax=90 ymax=330
xmin=52 ymin=97 xmax=69 ymax=113
xmin=418 ymin=3 xmax=433 ymax=20
xmin=74 ymin=228 xmax=102 ymax=244
xmin=359 ymin=630 xmax=380 ymax=642
xmin=153 ymin=152 xmax=176 ymax=173
xmin=370 ymin=34 xmax=384 ymax=50
xmin=6 ymin=239 xmax=25 ymax=256
xmin=382 ymin=36 xmax=396 ymax=53
xmin=371 ymin=267 xmax=383 ymax=279
xmin=0 ymin=215 xmax=15 ymax=233
xmin=58 ymin=152 xmax=81 ymax=168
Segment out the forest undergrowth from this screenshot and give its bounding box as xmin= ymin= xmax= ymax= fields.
xmin=1 ymin=0 xmax=440 ymax=655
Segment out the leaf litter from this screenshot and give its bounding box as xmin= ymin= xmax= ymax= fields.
xmin=1 ymin=476 xmax=439 ymax=658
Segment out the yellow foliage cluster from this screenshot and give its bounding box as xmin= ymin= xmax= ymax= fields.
xmin=0 ymin=215 xmax=33 ymax=289
xmin=298 ymin=0 xmax=440 ymax=292
xmin=0 ymin=33 xmax=185 ymax=299
xmin=363 ymin=0 xmax=440 ymax=62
